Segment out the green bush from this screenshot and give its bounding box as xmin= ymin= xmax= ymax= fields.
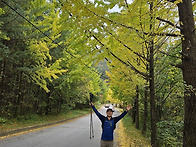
xmin=17 ymin=114 xmax=40 ymax=123
xmin=157 ymin=121 xmax=183 ymax=147
xmin=0 ymin=117 xmax=7 ymax=124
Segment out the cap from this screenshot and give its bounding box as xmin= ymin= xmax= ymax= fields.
xmin=106 ymin=108 xmax=114 ymax=112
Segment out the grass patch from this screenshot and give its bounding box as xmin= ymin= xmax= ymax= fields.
xmin=121 ymin=114 xmax=151 ymax=147
xmin=0 ymin=108 xmax=90 ymax=133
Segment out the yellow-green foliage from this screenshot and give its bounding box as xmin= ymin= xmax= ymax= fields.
xmin=106 ymin=88 xmax=121 ymax=104
xmin=56 ymin=0 xmax=181 ymax=104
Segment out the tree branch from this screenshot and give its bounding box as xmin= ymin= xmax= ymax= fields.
xmin=76 ymin=1 xmax=181 ymax=37
xmin=167 ymin=0 xmax=177 ymax=2
xmin=170 ymin=63 xmax=183 ymax=69
xmin=158 ymin=50 xmax=181 ymax=59
xmin=89 ymin=31 xmax=148 ymax=78
xmin=102 ymin=25 xmax=148 ymax=61
xmin=180 ymin=52 xmax=189 ymax=59
xmin=124 ymin=0 xmax=131 ymax=13
xmin=156 ymin=17 xmax=182 ymax=30
xmin=153 ymin=32 xmax=181 ymax=37
xmin=127 ymin=61 xmax=148 ymax=78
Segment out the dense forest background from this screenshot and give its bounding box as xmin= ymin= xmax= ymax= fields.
xmin=0 ymin=0 xmax=196 ymax=146
xmin=0 ymin=0 xmax=108 ymax=117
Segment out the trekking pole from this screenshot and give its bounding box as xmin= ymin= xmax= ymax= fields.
xmin=89 ymin=93 xmax=94 ymax=139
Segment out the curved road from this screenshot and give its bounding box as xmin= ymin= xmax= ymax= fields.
xmin=0 ymin=107 xmax=121 ymax=147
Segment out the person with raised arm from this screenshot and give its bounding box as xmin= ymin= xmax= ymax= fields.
xmin=89 ymin=102 xmax=131 ymax=147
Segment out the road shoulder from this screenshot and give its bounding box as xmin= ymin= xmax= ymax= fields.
xmin=0 ymin=112 xmax=89 ymax=139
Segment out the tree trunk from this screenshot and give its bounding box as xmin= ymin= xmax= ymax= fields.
xmin=149 ymin=2 xmax=157 ymax=147
xmin=0 ymin=60 xmax=5 ymax=114
xmin=136 ymin=85 xmax=140 ymax=129
xmin=45 ymin=91 xmax=51 ymax=115
xmin=19 ymin=71 xmax=24 ymax=115
xmin=149 ymin=40 xmax=157 ymax=147
xmin=156 ymin=102 xmax=162 ymax=122
xmin=142 ymin=86 xmax=148 ymax=134
xmin=177 ymin=0 xmax=196 ymax=146
xmin=14 ymin=71 xmax=22 ymax=118
xmin=57 ymin=95 xmax=62 ymax=114
xmin=132 ymin=98 xmax=136 ymax=124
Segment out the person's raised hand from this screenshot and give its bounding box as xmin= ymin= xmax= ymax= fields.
xmin=89 ymin=102 xmax=94 ymax=106
xmin=126 ymin=105 xmax=132 ymax=111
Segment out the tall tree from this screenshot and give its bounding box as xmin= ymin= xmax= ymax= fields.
xmin=175 ymin=0 xmax=196 ymax=146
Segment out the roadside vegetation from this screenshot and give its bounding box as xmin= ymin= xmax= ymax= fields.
xmin=0 ymin=108 xmax=90 ymax=133
xmin=121 ymin=114 xmax=151 ymax=147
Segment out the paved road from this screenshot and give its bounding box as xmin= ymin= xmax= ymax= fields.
xmin=0 ymin=106 xmax=121 ymax=147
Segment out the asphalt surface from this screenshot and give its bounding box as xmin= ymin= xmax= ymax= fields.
xmin=0 ymin=106 xmax=121 ymax=147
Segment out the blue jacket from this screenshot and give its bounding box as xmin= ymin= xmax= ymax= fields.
xmin=92 ymin=106 xmax=127 ymax=141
